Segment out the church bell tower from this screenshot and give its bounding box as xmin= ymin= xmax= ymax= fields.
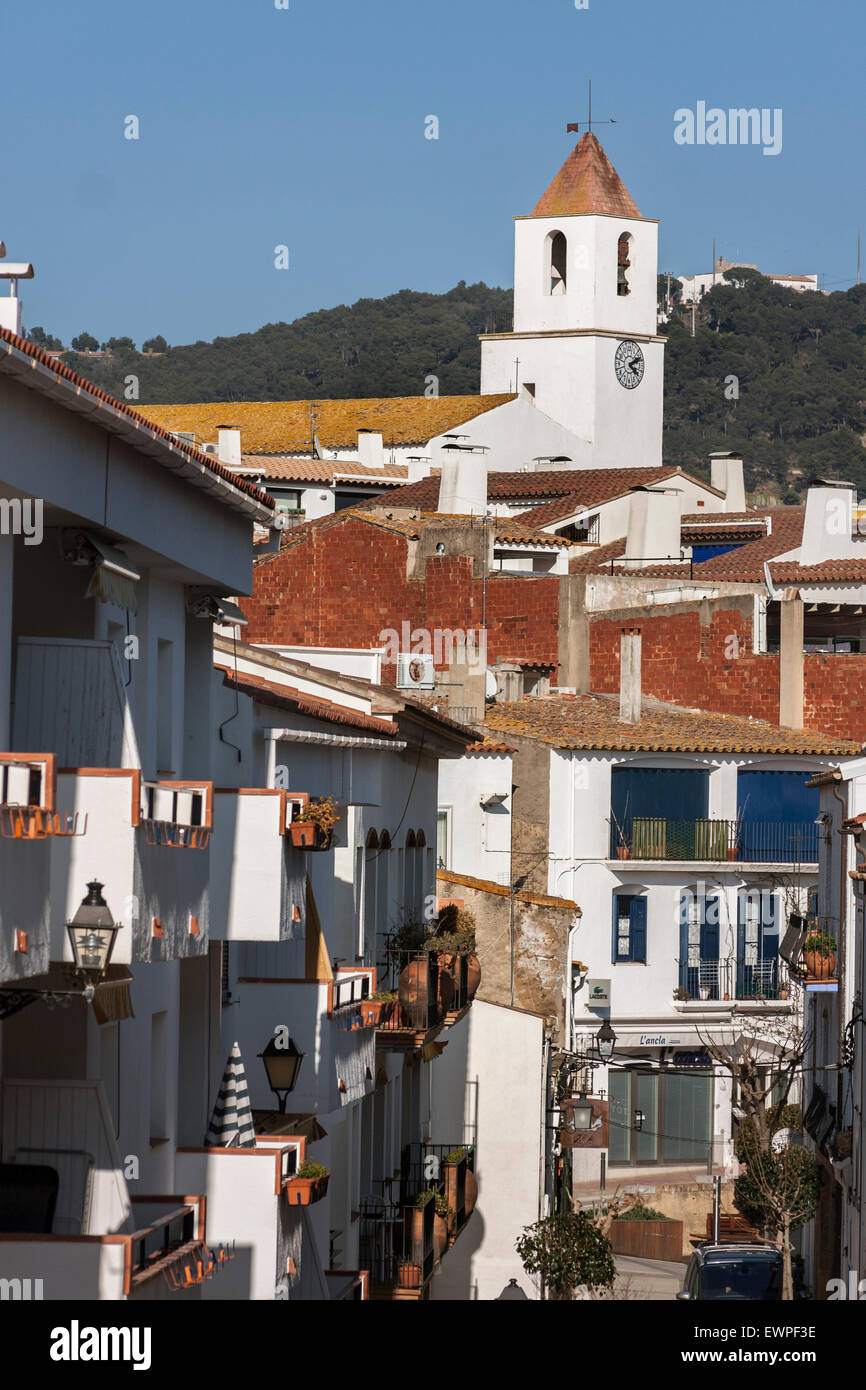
xmin=480 ymin=132 xmax=665 ymax=469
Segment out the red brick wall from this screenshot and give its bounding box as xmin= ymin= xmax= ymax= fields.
xmin=243 ymin=516 xmax=561 ymax=678
xmin=589 ymin=607 xmax=866 ymax=740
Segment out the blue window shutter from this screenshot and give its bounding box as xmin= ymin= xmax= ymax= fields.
xmin=736 ymin=890 xmax=746 ymax=960
xmin=612 ymin=896 xmax=620 ymax=963
xmin=761 ymin=891 xmax=779 ymax=958
xmin=700 ymin=895 xmax=720 ymax=960
xmin=629 ymin=897 xmax=647 ymax=962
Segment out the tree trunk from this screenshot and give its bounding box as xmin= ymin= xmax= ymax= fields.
xmin=781 ymin=1216 xmax=793 ymax=1301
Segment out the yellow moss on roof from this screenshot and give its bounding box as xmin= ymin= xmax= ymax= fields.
xmin=139 ymin=396 xmax=516 ymax=454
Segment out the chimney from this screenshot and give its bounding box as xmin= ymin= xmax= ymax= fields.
xmin=357 ymin=429 xmax=385 ymax=469
xmin=436 ymin=443 xmax=489 ymax=516
xmin=799 ymin=478 xmax=856 ymax=564
xmin=709 ymin=451 xmax=746 ymax=512
xmin=624 ymin=487 xmax=681 ymax=568
xmin=406 ymin=455 xmax=431 ymax=483
xmin=494 ymin=660 xmax=523 ymax=703
xmin=217 ymin=426 xmax=242 ymax=469
xmin=619 ymin=627 xmax=642 ymax=723
xmin=778 ymin=594 xmax=804 ymax=730
xmin=0 ymin=246 xmax=35 ymax=337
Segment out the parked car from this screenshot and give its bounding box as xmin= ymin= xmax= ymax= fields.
xmin=677 ymin=1244 xmax=783 ymax=1300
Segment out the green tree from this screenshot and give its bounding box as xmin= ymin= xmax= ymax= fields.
xmin=516 ymin=1211 xmax=615 ymax=1300
xmin=71 ymin=332 xmax=99 ymax=352
xmin=28 ymin=326 xmax=63 ymax=350
xmin=103 ymin=336 xmax=137 ymax=354
xmin=734 ymin=1139 xmax=820 ymax=1299
xmin=142 ymin=335 xmax=168 ymax=353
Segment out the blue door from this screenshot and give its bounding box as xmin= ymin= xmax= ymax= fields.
xmin=679 ymin=890 xmax=722 ymax=999
xmin=611 ymin=767 xmax=709 ymax=856
xmin=736 ymin=771 xmax=819 ymax=862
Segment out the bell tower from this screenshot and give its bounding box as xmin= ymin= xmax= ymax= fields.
xmin=480 ymin=133 xmax=665 ymax=469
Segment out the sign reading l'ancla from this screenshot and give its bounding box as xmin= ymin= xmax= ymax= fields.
xmin=586 ymin=979 xmax=611 ymax=1007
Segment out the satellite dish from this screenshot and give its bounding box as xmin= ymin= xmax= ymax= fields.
xmin=485 ymin=668 xmax=497 ymax=700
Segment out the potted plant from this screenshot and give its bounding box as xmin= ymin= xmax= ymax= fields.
xmin=673 ymin=985 xmax=689 ymax=1001
xmin=359 ymin=989 xmax=396 ymax=1027
xmin=416 ymin=1190 xmax=450 ymax=1262
xmin=443 ymin=1147 xmax=470 ymax=1233
xmin=427 ymin=907 xmax=482 ymax=997
xmin=289 ymin=795 xmax=340 ymax=850
xmin=699 ymin=985 xmax=710 ymax=1001
xmin=609 ymin=801 xmax=631 ymax=859
xmin=285 ymin=1159 xmax=330 ymax=1205
xmin=803 ymin=930 xmax=837 ymax=980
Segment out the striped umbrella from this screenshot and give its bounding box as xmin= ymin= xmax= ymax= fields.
xmin=206 ymin=1041 xmax=256 ymax=1148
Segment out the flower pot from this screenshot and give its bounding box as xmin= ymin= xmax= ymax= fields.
xmin=616 ymin=845 xmax=631 ymax=860
xmin=398 ymin=956 xmax=432 ymax=1029
xmin=359 ymin=998 xmax=394 ymax=1027
xmin=699 ymin=987 xmax=710 ymax=1001
xmin=289 ymin=821 xmax=332 ymax=850
xmin=804 ymin=951 xmax=836 ymax=980
xmin=285 ymin=1174 xmax=329 ymax=1205
xmin=433 ymin=953 xmax=457 ymax=1012
xmin=464 ymin=1167 xmax=478 ymax=1219
xmin=433 ymin=1213 xmax=448 ymax=1263
xmin=397 ymin=1259 xmax=422 ymax=1289
xmin=726 ymin=848 xmax=739 ymax=861
xmin=466 ymin=954 xmax=481 ymax=998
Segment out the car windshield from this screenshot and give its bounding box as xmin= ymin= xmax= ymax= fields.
xmin=701 ymin=1257 xmax=781 ymax=1300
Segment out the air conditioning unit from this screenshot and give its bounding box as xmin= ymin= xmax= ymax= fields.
xmin=397 ymin=653 xmax=435 ymax=690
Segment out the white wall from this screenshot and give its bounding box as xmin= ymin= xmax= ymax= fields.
xmin=430 ymin=1001 xmax=544 ymax=1300
xmin=438 ymin=753 xmax=512 ymax=884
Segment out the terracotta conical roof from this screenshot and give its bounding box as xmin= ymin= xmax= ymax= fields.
xmin=531 ymin=132 xmax=642 ymax=219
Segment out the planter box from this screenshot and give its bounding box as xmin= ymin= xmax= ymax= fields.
xmin=288 ymin=822 xmax=333 ymax=851
xmin=285 ymin=1173 xmax=330 ymax=1206
xmin=610 ymin=1218 xmax=684 ymax=1262
xmin=359 ymin=998 xmax=395 ymax=1027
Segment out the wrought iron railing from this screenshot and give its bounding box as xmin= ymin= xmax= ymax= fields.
xmin=612 ymin=817 xmax=818 ymax=864
xmin=373 ymin=949 xmax=473 ymax=1032
xmin=676 ymin=956 xmax=792 ymax=1002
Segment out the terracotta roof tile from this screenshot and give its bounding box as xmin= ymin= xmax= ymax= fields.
xmin=0 ymin=327 xmax=273 ymax=510
xmin=483 ymin=692 xmax=861 ymax=755
xmin=464 ymin=740 xmax=516 ymax=754
xmin=139 ymin=396 xmax=515 ymax=454
xmin=531 ymin=133 xmax=643 ymax=220
xmin=364 ymin=464 xmax=691 ymax=514
xmin=234 ymin=455 xmax=413 ymax=485
xmin=215 ymin=664 xmax=399 ymax=736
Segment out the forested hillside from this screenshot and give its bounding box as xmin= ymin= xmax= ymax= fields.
xmin=27 ymin=272 xmax=866 ymax=498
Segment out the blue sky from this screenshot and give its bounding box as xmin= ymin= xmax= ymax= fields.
xmin=2 ymin=0 xmax=863 ymax=346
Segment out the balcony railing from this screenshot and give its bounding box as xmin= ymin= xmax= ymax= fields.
xmin=676 ymin=956 xmax=791 ymax=1002
xmin=140 ymin=780 xmax=212 ymax=849
xmin=612 ymin=817 xmax=818 ymax=864
xmin=374 ymin=949 xmax=474 ymax=1035
xmin=359 ymin=1142 xmax=476 ymax=1294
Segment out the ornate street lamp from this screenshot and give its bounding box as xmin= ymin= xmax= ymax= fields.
xmin=259 ymin=1035 xmax=305 ymax=1112
xmin=66 ymin=881 xmax=121 ymax=992
xmin=571 ymin=1091 xmax=594 ymax=1131
xmin=596 ymin=1019 xmax=616 ymax=1062
xmin=496 ymin=1278 xmax=528 ymax=1300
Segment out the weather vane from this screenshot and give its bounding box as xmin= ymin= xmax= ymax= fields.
xmin=567 ymin=79 xmax=616 ymax=136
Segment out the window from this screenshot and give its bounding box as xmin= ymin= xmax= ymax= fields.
xmin=609 ymin=1068 xmax=712 ymax=1166
xmin=610 ymin=766 xmax=709 ymax=857
xmin=678 ymin=887 xmax=722 ymax=998
xmin=612 ymin=895 xmax=647 ymax=962
xmin=736 ymin=770 xmax=819 ymax=862
xmin=617 ymin=232 xmax=633 ymax=297
xmin=546 ymin=231 xmax=567 ymax=295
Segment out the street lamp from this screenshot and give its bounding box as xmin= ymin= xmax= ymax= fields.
xmin=66 ymin=881 xmax=121 ymax=990
xmin=596 ymin=1019 xmax=616 ymax=1062
xmin=259 ymin=1035 xmax=305 ymax=1112
xmin=571 ymin=1091 xmax=594 ymax=1131
xmin=496 ymin=1278 xmax=528 ymax=1300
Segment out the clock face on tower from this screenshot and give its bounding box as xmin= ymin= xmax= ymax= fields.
xmin=614 ymin=340 xmax=645 ymax=389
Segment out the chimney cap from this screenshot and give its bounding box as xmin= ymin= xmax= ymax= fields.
xmin=807 ymin=476 xmax=856 ymax=490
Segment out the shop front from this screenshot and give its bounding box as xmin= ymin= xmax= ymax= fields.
xmin=605 ymin=1030 xmax=716 ymax=1169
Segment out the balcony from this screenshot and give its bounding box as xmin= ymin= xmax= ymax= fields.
xmin=675 ymin=956 xmax=792 ymax=1005
xmin=0 ymin=1080 xmax=219 ymax=1300
xmin=359 ymin=1142 xmax=477 ymax=1299
xmin=373 ymin=949 xmax=477 ymax=1048
xmin=209 ymin=789 xmax=307 ymax=942
xmin=0 ymin=754 xmax=59 ymax=980
xmin=611 ymin=817 xmax=818 ymax=865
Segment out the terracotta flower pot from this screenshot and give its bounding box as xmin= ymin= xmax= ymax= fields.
xmin=289 ymin=821 xmax=332 ymax=850
xmin=398 ymin=957 xmax=432 ymax=1029
xmin=285 ymin=1174 xmax=329 ymax=1205
xmin=359 ymin=998 xmax=394 ymax=1027
xmin=464 ymin=1167 xmax=478 ymax=1218
xmin=616 ymin=845 xmax=631 ymax=860
xmin=397 ymin=1259 xmax=422 ymax=1289
xmin=465 ymin=954 xmax=481 ymax=997
xmin=726 ymin=848 xmax=739 ymax=861
xmin=805 ymin=951 xmax=836 ymax=980
xmin=433 ymin=1213 xmax=448 ymax=1263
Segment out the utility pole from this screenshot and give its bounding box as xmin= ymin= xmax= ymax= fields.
xmin=858 ymin=229 xmax=861 ymax=286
